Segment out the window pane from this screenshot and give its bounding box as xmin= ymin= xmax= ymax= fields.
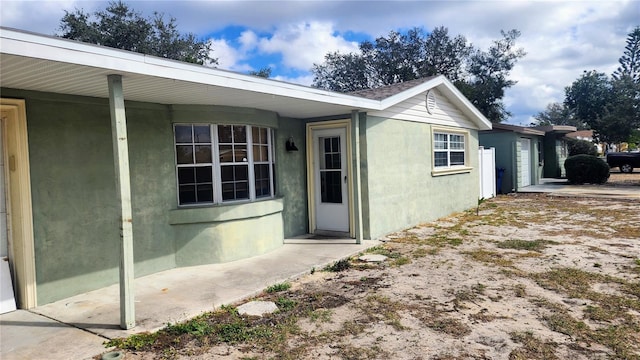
xmin=195 ymin=166 xmax=212 ymax=183
xmin=195 ymin=145 xmax=212 ymax=163
xmin=196 ymin=184 xmax=213 ymax=202
xmin=234 ymin=145 xmax=247 ymax=162
xmin=450 ymin=134 xmax=464 ymax=150
xmin=176 ymin=145 xmax=193 ymax=164
xmin=179 ymin=185 xmax=196 ymax=204
xmin=321 ymin=171 xmax=342 ymax=203
xmin=331 ymin=137 xmax=340 ymax=152
xmin=178 ymin=167 xmax=195 ymax=184
xmin=218 ymin=125 xmax=232 ymax=143
xmin=193 ymin=126 xmax=210 ymax=143
xmin=323 ymin=138 xmax=331 ymax=152
xmin=234 ymin=126 xmax=247 ymax=143
xmin=434 ymin=152 xmax=448 ymax=167
xmin=434 ymin=133 xmax=448 ymax=150
xmin=175 ymin=125 xmax=192 ymax=143
xmin=221 ymin=165 xmax=234 ymax=182
xmin=221 ymin=183 xmax=234 ymax=201
xmin=234 ymin=165 xmax=248 ymax=180
xmin=235 ymin=181 xmax=249 ymax=199
xmin=253 ymin=145 xmax=268 ymax=162
xmin=219 ymin=145 xmax=233 ymax=163
xmin=253 ymin=127 xmax=267 ymax=144
xmin=450 ymin=152 xmax=465 ymax=165
xmin=254 ymin=164 xmax=271 ymax=198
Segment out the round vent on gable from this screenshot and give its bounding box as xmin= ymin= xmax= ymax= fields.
xmin=426 ymin=90 xmax=437 ymax=114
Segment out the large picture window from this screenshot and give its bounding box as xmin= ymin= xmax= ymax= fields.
xmin=174 ymin=124 xmax=274 ymax=205
xmin=433 ymin=132 xmax=466 ymax=168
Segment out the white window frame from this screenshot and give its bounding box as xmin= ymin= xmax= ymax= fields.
xmin=431 ymin=127 xmax=472 ymax=176
xmin=174 ymin=124 xmax=275 ymax=206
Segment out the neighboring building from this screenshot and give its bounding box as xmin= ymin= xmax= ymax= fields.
xmin=0 ymin=28 xmax=491 ymax=311
xmin=534 ymin=125 xmax=577 ymax=178
xmin=566 ymin=130 xmax=603 ymax=155
xmin=479 ymin=123 xmax=545 ymax=193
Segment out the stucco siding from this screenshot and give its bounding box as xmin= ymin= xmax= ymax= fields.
xmin=3 ymin=89 xmax=291 ymax=305
xmin=362 ymin=116 xmax=479 ymax=239
xmin=368 ymin=89 xmax=476 ymax=129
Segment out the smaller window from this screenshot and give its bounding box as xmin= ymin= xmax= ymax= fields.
xmin=433 ymin=131 xmax=467 ymax=168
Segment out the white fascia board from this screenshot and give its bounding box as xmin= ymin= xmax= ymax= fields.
xmin=0 ymin=28 xmax=379 ymax=111
xmin=377 ymin=75 xmax=493 ymax=131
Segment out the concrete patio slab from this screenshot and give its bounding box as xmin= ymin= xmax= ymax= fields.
xmin=0 ymin=238 xmax=379 ymax=360
xmin=519 ymin=178 xmax=640 ymax=200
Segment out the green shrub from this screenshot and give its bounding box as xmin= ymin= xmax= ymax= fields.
xmin=564 ymin=154 xmax=610 ymax=184
xmin=567 ymin=138 xmax=598 ymax=156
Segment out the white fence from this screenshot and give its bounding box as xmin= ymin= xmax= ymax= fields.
xmin=479 ymin=147 xmax=496 ymax=199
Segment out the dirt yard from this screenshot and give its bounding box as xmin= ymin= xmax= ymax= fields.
xmin=106 ymin=191 xmax=639 ymax=360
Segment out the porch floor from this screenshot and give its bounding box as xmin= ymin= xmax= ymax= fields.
xmin=0 ymin=237 xmax=379 ymax=360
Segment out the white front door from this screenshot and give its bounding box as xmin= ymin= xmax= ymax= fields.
xmin=313 ymin=127 xmax=349 ymax=233
xmin=520 ymin=138 xmax=531 ymax=187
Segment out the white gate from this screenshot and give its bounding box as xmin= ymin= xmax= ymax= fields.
xmin=479 ymin=147 xmax=496 ymax=199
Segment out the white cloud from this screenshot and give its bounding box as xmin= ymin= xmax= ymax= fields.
xmin=208 ymin=38 xmax=252 ymax=73
xmin=1 ymin=0 xmax=637 ymax=124
xmin=256 ymin=21 xmax=360 ymax=71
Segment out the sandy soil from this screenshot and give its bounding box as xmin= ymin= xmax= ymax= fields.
xmin=116 ymin=192 xmax=639 ymax=360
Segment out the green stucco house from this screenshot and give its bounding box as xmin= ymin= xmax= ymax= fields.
xmin=479 ymin=124 xmax=578 ymax=194
xmin=0 ymin=28 xmax=491 ymax=316
xmin=479 ymin=123 xmax=545 ymax=193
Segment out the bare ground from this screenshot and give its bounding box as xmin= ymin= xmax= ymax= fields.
xmin=106 ymin=187 xmax=639 ymax=360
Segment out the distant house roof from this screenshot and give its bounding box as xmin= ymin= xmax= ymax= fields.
xmin=350 ymin=77 xmax=438 ymax=100
xmin=484 ymin=123 xmax=545 ymax=136
xmin=533 ymin=125 xmax=577 ymax=134
xmin=566 ymin=130 xmax=594 ymax=139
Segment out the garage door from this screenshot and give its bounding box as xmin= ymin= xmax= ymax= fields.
xmin=519 ymin=138 xmax=531 ymax=187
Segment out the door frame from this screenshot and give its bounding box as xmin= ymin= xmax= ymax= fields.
xmin=306 ymin=119 xmax=354 ymax=238
xmin=0 ymin=98 xmax=37 ymax=309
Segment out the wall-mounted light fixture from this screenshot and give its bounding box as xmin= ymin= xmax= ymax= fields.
xmin=286 ymin=136 xmax=299 ymax=152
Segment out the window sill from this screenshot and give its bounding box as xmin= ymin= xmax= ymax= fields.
xmin=169 ymin=197 xmax=283 ymax=225
xmin=431 ymin=166 xmax=473 ymax=177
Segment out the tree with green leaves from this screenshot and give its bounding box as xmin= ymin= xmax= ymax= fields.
xmin=564 ymin=70 xmax=612 ymax=131
xmin=531 ymin=102 xmax=586 ymax=128
xmin=311 ymin=26 xmax=524 ymax=122
xmin=59 ymin=1 xmax=215 ymax=65
xmin=612 ymin=26 xmax=640 ymax=82
xmin=248 ymin=67 xmax=272 ymax=78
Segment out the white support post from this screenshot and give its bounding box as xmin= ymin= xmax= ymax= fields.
xmin=352 ymin=110 xmax=363 ymax=245
xmin=107 ymin=74 xmax=136 ymax=330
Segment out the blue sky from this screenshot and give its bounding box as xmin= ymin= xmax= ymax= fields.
xmin=1 ymin=0 xmax=638 ymax=125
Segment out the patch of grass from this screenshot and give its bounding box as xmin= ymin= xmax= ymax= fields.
xmin=266 ymin=282 xmax=291 ymax=293
xmin=324 ymin=258 xmax=351 ymax=272
xmin=513 ymin=284 xmax=527 ymax=297
xmin=360 ymin=295 xmax=407 ymax=331
xmin=275 ymin=297 xmax=297 ymax=312
xmin=531 ymin=298 xmax=640 ymax=359
xmin=509 ymin=331 xmax=559 ymax=360
xmin=309 ymin=309 xmax=333 ymax=323
xmin=425 ymin=317 xmax=471 ymax=337
xmin=391 ymin=256 xmax=410 ymax=266
xmin=464 ymin=249 xmax=513 ymax=267
xmin=364 ymin=245 xmax=399 ymax=257
xmin=412 ymin=247 xmax=428 ymax=258
xmin=104 ymin=332 xmax=158 ymax=351
xmin=496 ymin=239 xmax=556 ymax=252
